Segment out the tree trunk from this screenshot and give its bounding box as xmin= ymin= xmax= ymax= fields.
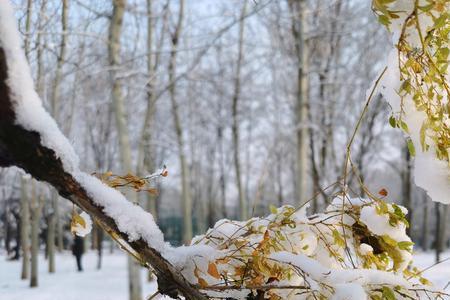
xmin=168 ymin=0 xmax=192 ymax=244
xmin=421 ymin=194 xmax=429 ymax=251
xmin=108 ymin=1 xmax=142 ymax=299
xmin=47 ymin=195 xmax=56 ymax=273
xmin=97 ymin=226 xmax=103 ymax=270
xmin=21 ymin=0 xmax=32 ymax=280
xmin=20 ymin=178 xmax=30 ymax=279
xmin=232 ymin=0 xmax=247 ymax=220
xmin=436 ymin=204 xmax=448 ymax=262
xmin=289 ymin=0 xmax=309 ymax=206
xmin=30 ymin=181 xmax=42 ymax=288
xmin=402 ymin=145 xmax=412 ymax=236
xmin=434 ymin=202 xmax=441 ymax=263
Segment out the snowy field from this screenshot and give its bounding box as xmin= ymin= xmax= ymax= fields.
xmin=0 ymin=251 xmax=169 ymax=300
xmin=0 ymin=251 xmax=449 ymax=300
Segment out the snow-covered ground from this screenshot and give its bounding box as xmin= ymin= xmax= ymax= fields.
xmin=412 ymin=251 xmax=450 ymax=290
xmin=0 ymin=251 xmax=168 ymax=300
xmin=0 ymin=251 xmax=449 ymax=299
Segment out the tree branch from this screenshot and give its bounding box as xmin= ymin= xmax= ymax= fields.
xmin=0 ymin=43 xmax=207 ymax=299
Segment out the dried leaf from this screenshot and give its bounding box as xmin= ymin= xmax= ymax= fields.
xmin=378 ymin=188 xmax=388 ymax=197
xmin=198 ymin=277 xmax=208 ymax=288
xmin=207 ymin=262 xmax=221 ymax=279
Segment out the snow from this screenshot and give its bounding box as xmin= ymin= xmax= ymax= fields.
xmin=0 ymin=252 xmax=171 ymax=300
xmin=413 ymin=251 xmax=450 ymax=290
xmin=360 ymin=206 xmax=410 ymax=242
xmin=330 ymin=283 xmax=367 ymax=300
xmin=75 ymin=172 xmax=168 ymax=253
xmin=359 ymin=243 xmax=373 ymax=256
xmin=271 ymin=251 xmax=411 ymax=287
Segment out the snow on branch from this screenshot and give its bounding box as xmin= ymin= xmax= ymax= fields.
xmin=373 ymin=0 xmax=450 ymax=204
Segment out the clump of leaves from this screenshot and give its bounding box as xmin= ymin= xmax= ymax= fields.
xmin=93 ymin=166 xmax=168 ymax=195
xmin=375 ymin=1 xmax=450 ymax=164
xmin=183 ymin=198 xmax=441 ymax=299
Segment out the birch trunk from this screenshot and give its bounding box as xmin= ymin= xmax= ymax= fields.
xmin=137 ymin=0 xmax=165 ymax=220
xmin=30 ymin=0 xmax=46 ymax=286
xmin=47 ymin=197 xmax=55 ymax=272
xmin=168 ymin=0 xmax=192 ymax=244
xmin=289 ymin=0 xmax=309 ymax=206
xmin=30 ymin=182 xmax=42 ymax=287
xmin=232 ymin=0 xmax=247 ymax=220
xmin=20 ymin=3 xmax=32 ymax=276
xmin=108 ymin=1 xmax=142 ymax=299
xmin=52 ymin=0 xmax=68 ymax=253
xmin=20 ymin=178 xmax=30 ymax=279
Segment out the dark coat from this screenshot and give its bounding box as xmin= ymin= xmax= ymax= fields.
xmin=72 ymin=236 xmax=84 ymax=256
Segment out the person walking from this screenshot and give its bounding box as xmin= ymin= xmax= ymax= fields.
xmin=72 ymin=235 xmax=84 ymax=271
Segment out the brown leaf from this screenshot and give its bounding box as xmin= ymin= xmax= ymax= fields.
xmin=198 ymin=277 xmax=208 ymax=288
xmin=378 ymin=188 xmax=388 ymax=197
xmin=207 ymin=262 xmax=220 ymax=279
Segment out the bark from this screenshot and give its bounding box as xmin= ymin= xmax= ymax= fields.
xmin=30 ymin=182 xmax=42 ymax=288
xmin=218 ymin=124 xmax=227 ymax=219
xmin=168 ymin=0 xmax=193 ymax=244
xmin=52 ymin=0 xmax=69 ymax=254
xmin=20 ymin=0 xmax=32 ymax=279
xmin=436 ymin=204 xmax=448 ymax=263
xmin=289 ymin=0 xmax=309 ymax=206
xmin=402 ymin=145 xmax=412 ymax=237
xmin=231 ymin=0 xmax=247 ymax=220
xmin=421 ymin=194 xmax=429 ymax=250
xmin=108 ymin=1 xmax=142 ymax=299
xmin=20 ymin=178 xmax=30 ymax=279
xmin=12 ymin=209 xmax=21 ymax=260
xmin=47 ymin=198 xmax=55 ymax=273
xmin=97 ymin=225 xmax=104 ymax=270
xmin=30 ymin=0 xmax=47 ymax=285
xmin=434 ymin=202 xmax=441 ymax=263
xmin=138 ymin=0 xmax=167 ymax=221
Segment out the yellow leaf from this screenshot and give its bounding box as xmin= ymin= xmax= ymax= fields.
xmin=71 ymin=213 xmax=86 ymax=232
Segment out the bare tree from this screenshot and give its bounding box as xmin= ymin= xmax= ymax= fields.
xmin=30 ymin=182 xmax=42 ymax=287
xmin=288 ymin=0 xmax=310 ymax=206
xmin=108 ymin=0 xmax=142 ymax=299
xmin=231 ymin=0 xmax=248 ymax=220
xmin=167 ymin=0 xmax=192 ymax=243
xmin=19 ymin=0 xmax=33 ymax=280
